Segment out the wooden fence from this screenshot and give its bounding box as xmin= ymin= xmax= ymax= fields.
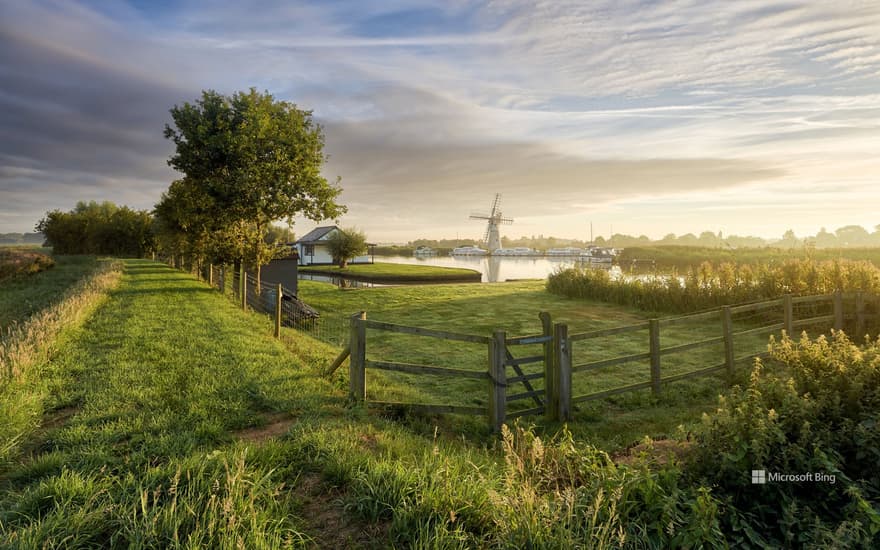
xmin=333 ymin=290 xmax=878 ymax=431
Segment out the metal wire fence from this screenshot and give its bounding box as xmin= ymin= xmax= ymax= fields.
xmin=200 ymin=263 xmax=350 ymax=348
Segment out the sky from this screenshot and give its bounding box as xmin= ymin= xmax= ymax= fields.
xmin=1 ymin=0 xmax=879 ymax=243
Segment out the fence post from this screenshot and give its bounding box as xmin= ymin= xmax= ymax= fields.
xmin=833 ymin=290 xmax=844 ymax=331
xmin=539 ymin=312 xmax=556 ymax=421
xmin=554 ymin=323 xmax=571 ymax=421
xmin=240 ymin=264 xmax=246 ymax=310
xmin=220 ymin=266 xmax=225 ymax=294
xmin=721 ymin=306 xmax=735 ymax=378
xmin=783 ymin=294 xmax=793 ymax=337
xmin=488 ymin=330 xmax=507 ymax=432
xmin=856 ymin=291 xmax=865 ymax=339
xmin=208 ymin=263 xmax=214 ymax=287
xmin=649 ymin=319 xmax=661 ymax=395
xmin=349 ymin=311 xmax=367 ymax=402
xmin=274 ymin=283 xmax=283 ymax=338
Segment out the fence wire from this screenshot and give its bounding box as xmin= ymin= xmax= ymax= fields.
xmin=201 ymin=264 xmax=350 ymax=348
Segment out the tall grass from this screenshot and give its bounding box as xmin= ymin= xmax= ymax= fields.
xmin=0 ymin=248 xmax=54 ymax=281
xmin=0 ymin=260 xmax=121 ymax=463
xmin=548 ymin=258 xmax=880 ymax=313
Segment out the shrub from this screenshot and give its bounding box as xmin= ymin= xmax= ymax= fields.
xmin=686 ymin=332 xmax=880 ymax=547
xmin=0 ymin=249 xmax=54 ymax=281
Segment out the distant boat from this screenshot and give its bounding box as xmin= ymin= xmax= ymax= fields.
xmin=414 ymin=246 xmax=436 ymax=256
xmin=451 ymin=246 xmax=488 ymax=256
xmin=582 ymin=247 xmax=614 ymax=264
xmin=547 ymin=247 xmax=583 ymax=256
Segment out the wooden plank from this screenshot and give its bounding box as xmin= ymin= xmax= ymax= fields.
xmin=367 ymin=401 xmax=485 ymax=416
xmin=365 ymin=360 xmax=487 ymax=379
xmin=556 ymin=323 xmax=571 ymax=420
xmin=362 ymin=320 xmax=489 ymax=344
xmin=572 ymin=381 xmax=654 ymax=404
xmin=349 ymin=312 xmax=366 ymax=402
xmin=507 ymin=405 xmax=546 ymax=419
xmin=791 ymin=293 xmax=832 ymax=304
xmin=834 ymin=290 xmax=844 ymax=330
xmin=507 ymin=388 xmax=546 ymax=402
xmin=506 ymin=334 xmax=552 ymax=345
xmin=729 ymin=298 xmax=783 ymax=315
xmin=540 ymin=311 xmax=555 ymax=422
xmin=733 ymin=323 xmax=785 ymax=338
xmin=659 ymin=336 xmax=724 ymax=356
xmin=784 ymin=294 xmax=793 ymax=336
xmin=506 ymin=372 xmax=545 ymax=384
xmin=569 ymin=322 xmax=648 ymax=341
xmin=659 ymin=363 xmax=727 ymax=384
xmin=659 ymin=310 xmax=720 ymax=326
xmin=274 ymin=283 xmax=282 ymax=338
xmin=791 ymin=314 xmax=835 ymax=329
xmin=571 ymin=352 xmax=651 ymax=373
xmin=504 ymin=354 xmax=545 ymax=367
xmin=488 ymin=330 xmax=507 ymax=432
xmin=505 ymin=349 xmax=543 ymax=408
xmin=324 ymin=345 xmax=351 ymax=376
xmin=649 ymin=319 xmax=661 ymax=395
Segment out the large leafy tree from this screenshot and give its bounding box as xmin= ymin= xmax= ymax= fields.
xmin=163 ymin=88 xmax=345 ymax=290
xmin=325 ymin=227 xmax=368 ymax=268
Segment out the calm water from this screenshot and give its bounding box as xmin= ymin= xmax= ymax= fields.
xmin=374 ymin=254 xmax=620 ymax=283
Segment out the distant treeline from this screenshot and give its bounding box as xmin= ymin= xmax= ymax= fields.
xmin=406 ymin=224 xmax=880 ymax=251
xmin=37 ymin=201 xmax=155 ymax=256
xmin=0 ymin=233 xmax=44 ymax=245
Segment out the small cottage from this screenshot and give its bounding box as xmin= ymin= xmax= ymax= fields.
xmin=294 ymin=226 xmax=374 ymax=266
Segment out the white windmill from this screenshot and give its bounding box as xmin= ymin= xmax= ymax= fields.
xmin=470 ymin=194 xmax=513 ymax=253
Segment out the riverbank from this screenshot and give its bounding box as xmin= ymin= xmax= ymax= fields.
xmin=299 ymin=261 xmax=481 ymax=283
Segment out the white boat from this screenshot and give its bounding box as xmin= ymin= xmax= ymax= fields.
xmin=547 ymin=247 xmax=583 ymax=256
xmin=413 ymin=246 xmax=436 ymax=256
xmin=451 ymin=246 xmax=488 ymax=256
xmin=582 ymin=247 xmax=614 ymax=264
xmin=513 ymin=247 xmax=537 ymax=256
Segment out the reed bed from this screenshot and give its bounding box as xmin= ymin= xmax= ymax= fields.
xmin=548 ymin=258 xmax=880 ymax=314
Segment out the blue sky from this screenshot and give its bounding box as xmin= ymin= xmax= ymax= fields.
xmin=1 ymin=0 xmax=879 ymax=242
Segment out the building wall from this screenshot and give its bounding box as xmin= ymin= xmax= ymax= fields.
xmin=296 ymin=243 xmax=371 ymax=265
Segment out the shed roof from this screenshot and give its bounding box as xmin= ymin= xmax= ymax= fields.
xmin=295 ymin=226 xmax=338 ymax=244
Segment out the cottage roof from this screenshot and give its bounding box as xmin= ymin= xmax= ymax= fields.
xmin=295 ymin=226 xmax=338 ymax=244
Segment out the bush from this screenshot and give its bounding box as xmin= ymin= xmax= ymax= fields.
xmin=686 ymin=332 xmax=880 ymax=547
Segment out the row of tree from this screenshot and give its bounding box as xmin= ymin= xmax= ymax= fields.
xmin=36 ymin=201 xmax=154 ymax=256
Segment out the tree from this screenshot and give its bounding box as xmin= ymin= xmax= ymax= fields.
xmin=325 ymin=227 xmax=368 ymax=268
xmin=37 ymin=201 xmax=154 ymax=256
xmin=835 ymin=225 xmax=870 ymax=247
xmin=163 ymin=88 xmax=345 ymax=291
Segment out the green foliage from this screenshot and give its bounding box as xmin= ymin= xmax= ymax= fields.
xmin=686 ymin=333 xmax=880 ymax=547
xmin=37 ymin=201 xmax=154 ymax=256
xmin=325 ymin=227 xmax=368 ymax=268
xmin=160 ymin=88 xmax=345 ymax=284
xmin=548 ymin=258 xmax=880 ymax=313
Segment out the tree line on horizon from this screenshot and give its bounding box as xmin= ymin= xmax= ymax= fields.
xmin=406 ymin=224 xmax=880 ymax=251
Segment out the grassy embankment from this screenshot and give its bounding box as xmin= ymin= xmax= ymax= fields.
xmin=0 ymin=255 xmax=99 ymax=331
xmin=298 ymin=262 xmax=480 ymax=283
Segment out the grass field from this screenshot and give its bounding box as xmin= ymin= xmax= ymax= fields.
xmin=296 ymin=278 xmax=795 ymax=446
xmin=299 ymin=261 xmax=481 ymax=282
xmin=0 ymin=260 xmax=853 ymax=547
xmin=0 ymin=255 xmax=99 ymax=330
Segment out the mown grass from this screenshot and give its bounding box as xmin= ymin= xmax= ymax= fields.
xmin=296 ymin=279 xmax=805 ymax=448
xmin=0 ymin=255 xmax=99 ymax=330
xmin=299 ymin=261 xmax=480 ymax=282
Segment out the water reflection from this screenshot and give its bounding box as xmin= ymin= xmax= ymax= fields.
xmin=371 ymin=255 xmax=619 ymax=283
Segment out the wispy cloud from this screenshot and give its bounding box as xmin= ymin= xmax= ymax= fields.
xmin=1 ymin=0 xmax=878 ymax=239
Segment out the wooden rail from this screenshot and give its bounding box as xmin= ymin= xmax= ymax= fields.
xmin=342 ymin=291 xmax=861 ymax=430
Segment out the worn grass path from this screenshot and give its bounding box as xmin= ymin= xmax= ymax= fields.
xmin=0 ymin=259 xmax=389 ymax=548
